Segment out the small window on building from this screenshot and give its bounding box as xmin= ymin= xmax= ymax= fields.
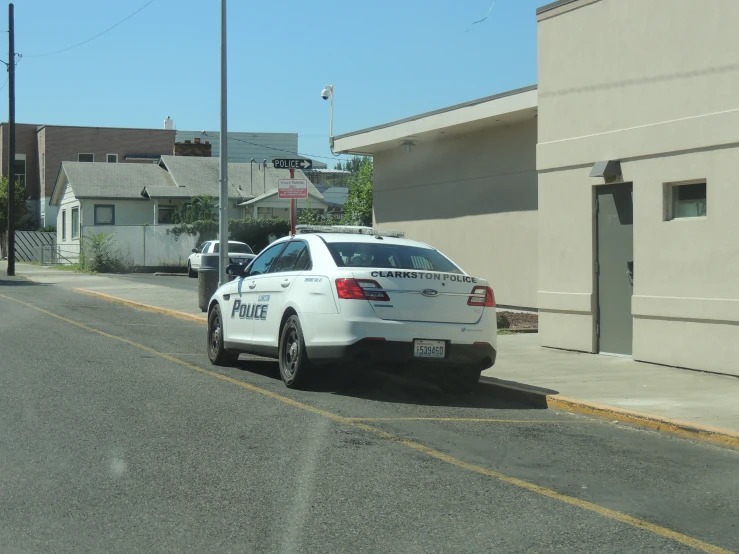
xmin=158 ymin=206 xmax=175 ymax=224
xmin=71 ymin=208 xmax=80 ymax=239
xmin=13 ymin=156 xmax=26 ymax=189
xmin=41 ymin=153 xmax=45 ymax=185
xmin=61 ymin=210 xmax=66 ymax=241
xmin=107 ymin=153 xmax=118 ymax=163
xmin=94 ymin=205 xmax=115 ymax=225
xmin=667 ymin=181 xmax=707 ymax=220
xmin=78 ymin=153 xmax=94 ymax=162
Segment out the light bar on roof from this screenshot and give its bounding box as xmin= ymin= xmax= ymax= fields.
xmin=295 ymin=225 xmax=405 ymax=238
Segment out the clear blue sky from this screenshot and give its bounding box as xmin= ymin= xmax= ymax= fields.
xmin=2 ymin=0 xmax=541 ymax=165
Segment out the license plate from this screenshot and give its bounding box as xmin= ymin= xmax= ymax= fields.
xmin=414 ymin=340 xmax=446 ymax=359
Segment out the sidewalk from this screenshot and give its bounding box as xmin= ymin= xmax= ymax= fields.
xmin=12 ymin=262 xmax=206 ymax=321
xmin=5 ymin=262 xmax=739 ymax=445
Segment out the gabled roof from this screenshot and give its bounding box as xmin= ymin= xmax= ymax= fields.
xmin=50 ymin=156 xmax=327 ymax=206
xmin=50 ymin=162 xmax=176 ymax=205
xmin=158 ymin=155 xmax=324 ymax=200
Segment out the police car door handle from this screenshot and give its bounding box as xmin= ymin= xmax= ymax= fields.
xmin=248 ymin=280 xmax=257 ymax=289
xmin=281 ymin=278 xmax=290 ymax=288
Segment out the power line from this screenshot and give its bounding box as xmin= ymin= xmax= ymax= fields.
xmin=0 ymin=75 xmax=7 ymax=93
xmin=24 ymin=0 xmax=156 ymax=58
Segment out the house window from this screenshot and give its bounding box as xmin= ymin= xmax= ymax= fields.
xmin=257 ymin=207 xmax=273 ymax=219
xmin=158 ymin=206 xmax=175 ymax=224
xmin=78 ymin=153 xmax=94 ymax=162
xmin=13 ymin=155 xmax=26 ymax=188
xmin=94 ymin=204 xmax=115 ymax=225
xmin=61 ymin=210 xmax=66 ymax=241
xmin=71 ymin=208 xmax=80 ymax=239
xmin=107 ymin=153 xmax=118 ymax=163
xmin=667 ymin=181 xmax=707 ymax=220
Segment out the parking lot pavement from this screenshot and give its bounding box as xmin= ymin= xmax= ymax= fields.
xmin=1 ymin=278 xmax=737 ymax=553
xmin=9 ymin=262 xmax=739 ymax=444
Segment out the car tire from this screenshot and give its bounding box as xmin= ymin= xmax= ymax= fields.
xmin=438 ymin=367 xmax=481 ymax=394
xmin=207 ymin=304 xmax=240 ymax=366
xmin=187 ymin=261 xmax=196 ymax=278
xmin=279 ymin=315 xmax=311 ymax=389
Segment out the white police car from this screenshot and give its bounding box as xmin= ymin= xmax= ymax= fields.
xmin=206 ymin=225 xmax=497 ymax=392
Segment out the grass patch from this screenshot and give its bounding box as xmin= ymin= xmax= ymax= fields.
xmin=497 ymin=330 xmax=516 ymax=335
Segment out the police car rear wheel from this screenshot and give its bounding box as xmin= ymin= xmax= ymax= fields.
xmin=187 ymin=261 xmax=196 ymax=278
xmin=279 ymin=315 xmax=310 ymax=388
xmin=208 ymin=305 xmax=239 ymax=366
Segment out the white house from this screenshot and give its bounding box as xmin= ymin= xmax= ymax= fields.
xmin=49 ymin=156 xmax=328 ymax=264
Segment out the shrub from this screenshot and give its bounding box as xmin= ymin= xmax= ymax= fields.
xmin=80 ymin=232 xmax=124 ymax=273
xmin=496 ymin=312 xmax=511 ymax=329
xmin=38 ymin=225 xmax=56 ymax=233
xmin=167 ymin=218 xmax=291 ymax=253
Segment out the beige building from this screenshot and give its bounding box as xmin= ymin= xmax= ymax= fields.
xmin=333 ymin=87 xmax=539 ymax=309
xmin=333 ymin=0 xmax=739 ymax=377
xmin=537 ymin=0 xmax=739 ymax=376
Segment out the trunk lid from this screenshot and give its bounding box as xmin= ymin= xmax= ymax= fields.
xmin=351 ymin=269 xmax=489 ymax=324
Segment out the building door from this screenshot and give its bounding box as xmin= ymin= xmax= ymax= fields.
xmin=596 ymin=184 xmax=634 ymax=356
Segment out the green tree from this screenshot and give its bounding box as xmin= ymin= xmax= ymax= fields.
xmin=0 ymin=176 xmax=30 ymax=258
xmin=171 ymin=195 xmax=217 ymax=224
xmin=342 ymin=157 xmax=373 ymax=226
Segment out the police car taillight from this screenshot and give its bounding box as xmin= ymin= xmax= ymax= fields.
xmin=468 ymin=286 xmax=495 ymax=307
xmin=335 ymin=279 xmax=390 ymax=301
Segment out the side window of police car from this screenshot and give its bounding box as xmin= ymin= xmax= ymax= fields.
xmin=246 ymin=243 xmax=285 ymax=276
xmin=270 ymin=241 xmax=310 ymax=273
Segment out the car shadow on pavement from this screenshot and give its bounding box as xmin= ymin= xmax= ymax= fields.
xmin=235 ymin=358 xmax=545 ymax=410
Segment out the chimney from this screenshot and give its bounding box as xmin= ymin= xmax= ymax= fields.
xmin=194 ymin=137 xmax=201 ymax=144
xmin=173 ymin=140 xmax=212 ymax=157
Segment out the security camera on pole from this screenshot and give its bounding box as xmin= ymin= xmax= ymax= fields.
xmin=320 ymin=85 xmax=335 ymax=153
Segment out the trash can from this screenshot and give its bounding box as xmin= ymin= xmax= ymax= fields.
xmin=198 ymin=253 xmax=220 ymax=312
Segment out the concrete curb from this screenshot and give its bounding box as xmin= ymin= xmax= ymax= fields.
xmin=480 ymin=377 xmax=739 ymax=450
xmin=154 ymin=273 xmax=188 ymax=277
xmin=68 ymin=288 xmax=739 ymax=450
xmin=74 ymin=289 xmax=207 ymax=324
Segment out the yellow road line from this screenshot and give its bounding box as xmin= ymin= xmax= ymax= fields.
xmin=74 ymin=289 xmax=207 ymax=324
xmin=70 ymin=287 xmax=739 ymax=451
xmin=345 ymin=417 xmax=587 ymax=423
xmin=0 ymin=292 xmax=731 ymax=554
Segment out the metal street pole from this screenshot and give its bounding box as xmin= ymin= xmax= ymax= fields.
xmin=6 ymin=2 xmax=15 ymax=276
xmin=218 ymin=0 xmax=228 ymax=285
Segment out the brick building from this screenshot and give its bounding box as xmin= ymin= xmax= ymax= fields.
xmin=0 ymin=123 xmax=176 ymax=227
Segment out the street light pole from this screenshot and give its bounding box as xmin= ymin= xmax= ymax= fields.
xmin=218 ymin=0 xmax=228 ymax=286
xmin=6 ymin=3 xmax=16 ymax=276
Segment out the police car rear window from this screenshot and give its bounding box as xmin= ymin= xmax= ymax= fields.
xmin=325 ymin=243 xmax=462 ymax=274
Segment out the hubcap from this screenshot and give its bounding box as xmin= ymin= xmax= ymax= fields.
xmin=211 ymin=315 xmax=221 ymax=353
xmin=283 ymin=326 xmax=299 ymax=378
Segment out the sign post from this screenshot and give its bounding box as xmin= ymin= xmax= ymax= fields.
xmin=274 ymin=159 xmax=311 ymax=235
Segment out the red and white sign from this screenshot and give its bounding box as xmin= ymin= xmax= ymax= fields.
xmin=278 ymin=178 xmax=308 ymax=199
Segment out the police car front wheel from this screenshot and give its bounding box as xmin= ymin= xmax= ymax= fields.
xmin=208 ymin=305 xmax=240 ymax=366
xmin=279 ymin=315 xmax=311 ymax=389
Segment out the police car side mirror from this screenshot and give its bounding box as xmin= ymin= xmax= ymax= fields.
xmin=192 ymin=248 xmax=198 ymax=253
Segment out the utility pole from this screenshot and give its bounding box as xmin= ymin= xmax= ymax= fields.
xmin=217 ymin=0 xmax=228 ymax=285
xmin=6 ymin=2 xmax=15 ymax=276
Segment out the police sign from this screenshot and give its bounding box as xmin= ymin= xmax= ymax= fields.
xmin=273 ymin=158 xmax=313 ymax=170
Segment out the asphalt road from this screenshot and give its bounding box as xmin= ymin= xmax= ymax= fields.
xmin=1 ymin=276 xmax=737 ymax=554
